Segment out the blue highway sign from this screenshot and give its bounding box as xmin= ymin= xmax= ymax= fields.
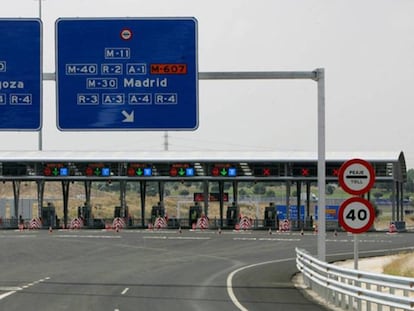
xmin=56 ymin=18 xmax=198 ymax=131
xmin=0 ymin=19 xmax=42 ymax=130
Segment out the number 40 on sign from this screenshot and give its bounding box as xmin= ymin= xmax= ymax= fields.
xmin=338 ymin=196 xmax=375 ymax=234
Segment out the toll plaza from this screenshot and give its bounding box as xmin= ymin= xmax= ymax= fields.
xmin=0 ymin=150 xmax=407 ymax=231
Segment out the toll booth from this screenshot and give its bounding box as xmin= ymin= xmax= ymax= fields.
xmin=189 ymin=202 xmax=202 ymax=227
xmin=78 ymin=203 xmax=91 ymax=225
xmin=151 ymin=202 xmax=165 ymax=223
xmin=264 ymin=203 xmax=278 ymax=229
xmin=226 ymin=202 xmax=238 ymax=228
xmin=42 ymin=202 xmax=56 ymax=228
xmin=114 ymin=206 xmax=122 ymax=218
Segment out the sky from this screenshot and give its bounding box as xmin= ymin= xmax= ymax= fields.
xmin=1 ymin=0 xmax=414 ymax=168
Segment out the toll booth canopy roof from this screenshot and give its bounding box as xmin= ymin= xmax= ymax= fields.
xmin=0 ymin=150 xmax=406 ymax=182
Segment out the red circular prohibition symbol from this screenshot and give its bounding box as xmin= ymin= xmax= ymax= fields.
xmin=338 ymin=197 xmax=375 ymax=234
xmin=120 ymin=28 xmax=133 ymax=40
xmin=338 ymin=158 xmax=376 ymax=195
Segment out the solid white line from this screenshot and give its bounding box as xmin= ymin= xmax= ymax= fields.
xmin=0 ymin=291 xmax=16 ymax=300
xmin=121 ymin=287 xmax=129 ymax=295
xmin=226 ymin=258 xmax=295 ymax=311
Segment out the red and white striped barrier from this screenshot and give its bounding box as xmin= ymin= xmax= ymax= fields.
xmin=154 ymin=217 xmax=167 ymax=229
xmin=196 ymin=215 xmax=209 ymax=230
xmin=388 ymin=222 xmax=398 ymax=234
xmin=70 ymin=218 xmax=83 ymax=230
xmin=29 ymin=218 xmax=42 ymax=230
xmin=112 ymin=217 xmax=126 ymax=231
xmin=239 ymin=216 xmax=252 ymax=230
xmin=279 ymin=219 xmax=290 ymax=232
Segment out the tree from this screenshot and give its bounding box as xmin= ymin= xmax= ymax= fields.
xmin=326 ymin=184 xmax=335 ymax=195
xmin=405 ymin=169 xmax=414 ymax=193
xmin=253 ymin=183 xmax=266 ymax=195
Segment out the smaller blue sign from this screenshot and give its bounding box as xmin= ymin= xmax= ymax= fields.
xmin=228 ymin=168 xmax=237 ymax=177
xmin=101 ymin=168 xmax=111 ymax=177
xmin=144 ymin=168 xmax=152 ymax=176
xmin=314 ymin=205 xmax=339 ymax=221
xmin=186 ymin=168 xmax=194 ymax=176
xmin=276 ymin=205 xmax=305 ymax=220
xmin=0 ymin=19 xmax=42 ymax=130
xmin=60 ymin=168 xmax=68 ymax=176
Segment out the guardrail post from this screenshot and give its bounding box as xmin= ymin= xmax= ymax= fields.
xmin=366 ymin=283 xmax=371 ymax=311
xmin=377 ymin=285 xmax=382 ymax=311
xmin=389 ymin=288 xmax=395 ymax=311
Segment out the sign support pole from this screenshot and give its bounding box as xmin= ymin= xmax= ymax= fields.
xmin=354 ymin=234 xmax=359 ymax=269
xmin=316 ymin=68 xmax=326 ymax=262
xmin=37 ymin=0 xmax=43 ymax=151
xmin=44 ymin=68 xmax=327 ymax=259
xmin=199 ymin=69 xmax=326 ymax=261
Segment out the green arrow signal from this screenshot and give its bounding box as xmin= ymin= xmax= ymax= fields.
xmin=94 ymin=168 xmax=101 ymax=176
xmin=178 ymin=168 xmax=186 ymax=176
xmin=136 ymin=168 xmax=143 ymax=176
xmin=52 ymin=167 xmax=59 ymax=176
xmin=220 ymin=168 xmax=228 ymax=176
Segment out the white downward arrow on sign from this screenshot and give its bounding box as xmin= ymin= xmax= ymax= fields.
xmin=122 ymin=110 xmax=134 ymax=122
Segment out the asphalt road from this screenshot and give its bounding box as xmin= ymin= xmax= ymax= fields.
xmin=0 ymin=229 xmax=413 ymax=311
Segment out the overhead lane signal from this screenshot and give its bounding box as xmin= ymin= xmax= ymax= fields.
xmin=211 ymin=164 xmax=237 ymax=177
xmin=169 ymin=164 xmax=194 ymax=177
xmin=127 ymin=164 xmax=153 ymax=177
xmin=292 ymin=163 xmax=317 ymax=178
xmin=85 ymin=164 xmax=111 ymax=177
xmin=43 ymin=164 xmax=69 ymax=177
xmin=253 ymin=166 xmax=279 ymax=177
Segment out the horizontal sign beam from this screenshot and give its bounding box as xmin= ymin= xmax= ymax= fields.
xmin=43 ymin=70 xmax=320 ymax=82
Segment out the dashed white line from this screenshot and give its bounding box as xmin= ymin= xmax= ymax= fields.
xmin=143 ymin=236 xmax=210 ymax=240
xmin=121 ymin=287 xmax=129 ymax=295
xmin=56 ymin=235 xmax=121 ymax=239
xmin=0 ymin=287 xmax=21 ymax=291
xmin=0 ymin=277 xmax=50 ymax=301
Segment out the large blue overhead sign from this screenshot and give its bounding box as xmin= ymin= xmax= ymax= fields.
xmin=0 ymin=19 xmax=42 ymax=130
xmin=56 ymin=18 xmax=198 ymax=130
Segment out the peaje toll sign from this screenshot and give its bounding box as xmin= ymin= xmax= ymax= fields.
xmin=338 ymin=158 xmax=375 ymax=195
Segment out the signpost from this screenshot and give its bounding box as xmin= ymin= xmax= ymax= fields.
xmin=56 ymin=18 xmax=198 ymax=130
xmin=0 ymin=19 xmax=42 ymax=130
xmin=338 ymin=158 xmax=376 ymax=269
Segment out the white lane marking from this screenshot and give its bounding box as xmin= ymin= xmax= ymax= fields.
xmin=0 ymin=287 xmax=21 ymax=291
xmin=121 ymin=287 xmax=129 ymax=295
xmin=0 ymin=277 xmax=50 ymax=301
xmin=143 ymin=236 xmax=210 ymax=240
xmin=56 ymin=235 xmax=121 ymax=239
xmin=226 ymin=246 xmax=414 ymax=310
xmin=0 ymin=291 xmax=17 ymax=300
xmin=227 ymin=258 xmax=295 ymax=311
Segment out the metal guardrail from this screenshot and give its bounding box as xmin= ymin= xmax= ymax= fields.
xmin=296 ymin=248 xmax=414 ymax=311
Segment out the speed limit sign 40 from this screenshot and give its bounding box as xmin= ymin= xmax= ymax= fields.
xmin=339 ymin=197 xmax=375 ymax=234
